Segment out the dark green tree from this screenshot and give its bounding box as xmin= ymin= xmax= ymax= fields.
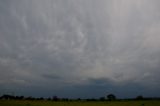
xmin=99 ymin=97 xmax=105 ymax=101
xmin=107 ymin=94 xmax=116 ymax=101
xmin=136 ymin=95 xmax=143 ymax=100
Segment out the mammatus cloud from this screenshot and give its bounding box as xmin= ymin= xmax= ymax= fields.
xmin=0 ymin=0 xmax=160 ymax=97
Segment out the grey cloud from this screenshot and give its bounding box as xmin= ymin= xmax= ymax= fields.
xmin=0 ymin=0 xmax=160 ymax=97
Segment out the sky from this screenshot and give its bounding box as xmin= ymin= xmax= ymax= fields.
xmin=0 ymin=0 xmax=160 ymax=99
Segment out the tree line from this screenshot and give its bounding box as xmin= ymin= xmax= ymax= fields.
xmin=0 ymin=94 xmax=160 ymax=101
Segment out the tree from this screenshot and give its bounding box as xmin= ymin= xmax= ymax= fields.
xmin=53 ymin=96 xmax=59 ymax=101
xmin=99 ymin=97 xmax=105 ymax=101
xmin=107 ymin=94 xmax=116 ymax=101
xmin=136 ymin=95 xmax=144 ymax=100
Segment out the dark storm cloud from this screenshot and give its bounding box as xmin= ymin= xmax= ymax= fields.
xmin=0 ymin=0 xmax=160 ymax=97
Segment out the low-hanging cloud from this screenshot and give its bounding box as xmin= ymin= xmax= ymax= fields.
xmin=0 ymin=0 xmax=160 ymax=97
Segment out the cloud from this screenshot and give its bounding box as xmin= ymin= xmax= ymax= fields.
xmin=0 ymin=0 xmax=160 ymax=97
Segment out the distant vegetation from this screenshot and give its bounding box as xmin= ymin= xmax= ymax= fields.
xmin=0 ymin=94 xmax=160 ymax=106
xmin=0 ymin=94 xmax=160 ymax=101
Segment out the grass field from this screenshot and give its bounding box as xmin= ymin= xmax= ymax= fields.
xmin=0 ymin=100 xmax=160 ymax=106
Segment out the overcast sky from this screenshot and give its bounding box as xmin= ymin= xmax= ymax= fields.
xmin=0 ymin=0 xmax=160 ymax=98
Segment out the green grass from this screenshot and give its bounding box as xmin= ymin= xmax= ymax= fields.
xmin=0 ymin=100 xmax=160 ymax=106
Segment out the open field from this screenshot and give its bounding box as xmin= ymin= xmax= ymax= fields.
xmin=0 ymin=100 xmax=160 ymax=106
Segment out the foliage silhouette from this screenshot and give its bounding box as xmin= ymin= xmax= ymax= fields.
xmin=107 ymin=94 xmax=116 ymax=101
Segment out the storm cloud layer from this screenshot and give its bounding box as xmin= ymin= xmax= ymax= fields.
xmin=0 ymin=0 xmax=160 ymax=98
